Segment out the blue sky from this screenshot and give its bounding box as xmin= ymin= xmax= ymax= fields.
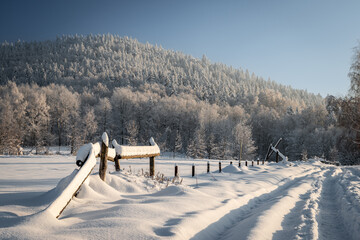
xmin=1 ymin=0 xmax=359 ymax=97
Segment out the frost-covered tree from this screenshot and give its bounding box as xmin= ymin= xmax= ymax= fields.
xmin=82 ymin=107 xmax=97 ymax=143
xmin=126 ymin=120 xmax=138 ymax=145
xmin=0 ymin=82 xmax=27 ymax=154
xmin=21 ymin=85 xmax=50 ymax=153
xmin=43 ymin=84 xmax=80 ymax=152
xmin=233 ymin=122 xmax=256 ymax=160
xmin=96 ymin=97 xmax=112 ymax=134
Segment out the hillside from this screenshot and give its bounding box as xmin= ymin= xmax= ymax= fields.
xmin=1 ymin=35 xmax=352 ymax=163
xmin=0 ymin=34 xmax=322 ymax=109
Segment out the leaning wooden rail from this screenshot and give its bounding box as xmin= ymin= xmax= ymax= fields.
xmin=45 ymin=143 xmax=98 ymax=218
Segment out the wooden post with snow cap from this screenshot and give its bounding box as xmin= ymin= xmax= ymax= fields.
xmin=149 ymin=137 xmax=156 ymax=177
xmin=99 ymin=132 xmax=109 ymax=181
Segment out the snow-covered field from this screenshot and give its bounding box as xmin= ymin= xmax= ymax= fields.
xmin=1 ymin=154 xmax=359 ymax=240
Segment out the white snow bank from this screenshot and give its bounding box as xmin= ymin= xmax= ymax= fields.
xmin=112 ymin=138 xmax=160 ymax=157
xmin=222 ymin=164 xmax=241 ymax=173
xmin=334 ymin=168 xmax=360 ymax=240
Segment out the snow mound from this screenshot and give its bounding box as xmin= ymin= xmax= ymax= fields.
xmin=222 ymin=164 xmax=241 ymax=173
xmin=152 ymin=185 xmax=186 ymax=196
xmin=106 ymin=174 xmax=144 ymax=194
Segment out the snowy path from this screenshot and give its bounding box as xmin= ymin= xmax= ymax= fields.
xmin=192 ymin=169 xmax=323 ymax=240
xmin=192 ymin=167 xmax=358 ymax=240
xmin=317 ymin=168 xmax=350 ymax=240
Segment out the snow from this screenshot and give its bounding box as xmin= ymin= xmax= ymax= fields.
xmin=76 ymin=143 xmax=92 ymax=162
xmin=1 ymin=155 xmax=360 ymax=240
xmin=102 ymin=132 xmax=109 ymax=147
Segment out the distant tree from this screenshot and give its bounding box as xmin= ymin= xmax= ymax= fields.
xmin=301 ymin=149 xmax=308 ymax=161
xmin=22 ymin=85 xmax=50 ymax=153
xmin=0 ymin=82 xmax=27 ymax=154
xmin=96 ymin=97 xmax=112 ymax=134
xmin=82 ymin=107 xmax=97 ymax=143
xmin=187 ymin=128 xmax=206 ymax=159
xmin=233 ymin=122 xmax=257 ymax=160
xmin=44 ymin=84 xmax=80 ymax=152
xmin=173 ymin=130 xmax=183 ymax=158
xmin=126 ymin=120 xmax=138 ymax=145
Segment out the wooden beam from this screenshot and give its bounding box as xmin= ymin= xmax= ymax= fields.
xmin=99 ymin=141 xmax=108 ymax=181
xmin=149 ymin=156 xmax=155 ymax=177
xmin=114 ymin=155 xmax=120 ymax=171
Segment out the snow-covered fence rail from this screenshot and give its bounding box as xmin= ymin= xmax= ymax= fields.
xmin=76 ymin=133 xmax=160 ymax=179
xmin=111 ymin=136 xmax=160 ymax=177
xmin=46 ymin=132 xmax=160 ymax=219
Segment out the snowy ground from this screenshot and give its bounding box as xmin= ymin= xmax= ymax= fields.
xmin=0 ymin=154 xmax=359 ymax=240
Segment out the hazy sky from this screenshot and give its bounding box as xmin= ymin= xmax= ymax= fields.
xmin=1 ymin=0 xmax=359 ymax=97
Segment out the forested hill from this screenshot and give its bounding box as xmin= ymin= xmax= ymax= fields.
xmin=0 ymin=34 xmax=322 ymax=110
xmin=3 ymin=34 xmax=347 ymax=164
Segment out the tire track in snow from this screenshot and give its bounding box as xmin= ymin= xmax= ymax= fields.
xmin=317 ymin=168 xmax=351 ymax=240
xmin=275 ymin=170 xmax=325 ymax=240
xmin=190 ymin=169 xmax=323 ymax=240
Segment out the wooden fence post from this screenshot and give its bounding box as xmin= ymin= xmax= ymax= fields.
xmin=219 ymin=161 xmax=222 ymax=173
xmin=245 ymin=160 xmax=247 ymax=167
xmin=276 ymin=152 xmax=279 ymax=163
xmin=175 ymin=164 xmax=178 ymax=177
xmin=257 ymin=159 xmax=259 ymax=165
xmin=239 ymin=160 xmax=241 ymax=167
xmin=99 ymin=133 xmax=109 ymax=181
xmin=252 ymin=160 xmax=254 ymax=166
xmin=262 ymin=159 xmax=265 ymax=165
xmin=192 ymin=164 xmax=195 ymax=177
xmin=114 ymin=155 xmax=120 ymax=171
xmin=150 ymin=156 xmax=155 ymax=177
xmin=207 ymin=161 xmax=210 ymax=173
